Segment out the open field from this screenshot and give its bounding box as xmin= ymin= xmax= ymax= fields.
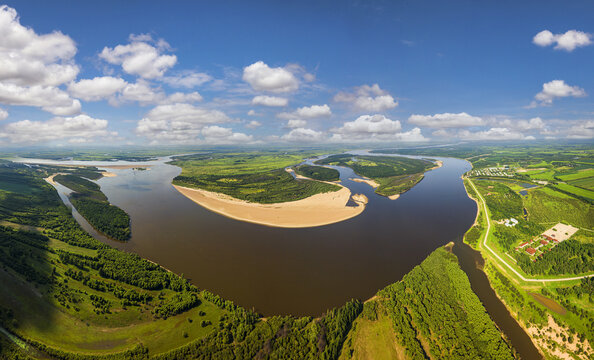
xmin=170 ymin=152 xmax=341 ymax=204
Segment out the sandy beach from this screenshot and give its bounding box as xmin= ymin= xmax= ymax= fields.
xmin=101 ymin=171 xmax=117 ymax=177
xmin=173 ymin=185 xmax=367 ymax=228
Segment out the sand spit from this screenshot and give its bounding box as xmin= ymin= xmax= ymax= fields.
xmin=173 ymin=185 xmax=367 ymax=228
xmin=388 ymin=194 xmax=400 ymax=200
xmin=101 ymin=171 xmax=117 ymax=177
xmin=350 ymin=178 xmax=379 ymax=188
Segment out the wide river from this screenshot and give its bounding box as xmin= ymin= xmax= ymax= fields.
xmin=18 ymin=152 xmax=542 ymax=359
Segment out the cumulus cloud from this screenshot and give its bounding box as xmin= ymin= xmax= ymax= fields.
xmin=252 ymin=95 xmax=288 ymax=107
xmin=489 ymin=117 xmax=545 ymax=131
xmin=278 ymin=104 xmax=331 ymax=119
xmin=247 ymin=110 xmax=257 ymax=116
xmin=287 ymin=119 xmax=307 ymax=128
xmin=334 ymin=84 xmax=397 ymax=112
xmin=100 ymin=34 xmax=177 ymax=79
xmin=0 ymin=6 xmax=81 ymax=115
xmin=531 ymin=80 xmax=586 ymax=107
xmin=330 ymin=114 xmax=426 ymax=142
xmin=201 ymin=125 xmax=253 ymax=144
xmin=0 ymin=114 xmax=113 ymax=144
xmin=165 ymin=91 xmax=203 ymax=103
xmin=533 ymin=30 xmax=592 ymax=51
xmin=68 ymin=76 xmax=128 ymax=101
xmin=0 ymin=83 xmax=81 ymax=115
xmin=162 ymin=71 xmax=212 ymax=88
xmin=457 ymin=127 xmax=530 ymax=141
xmin=245 ymin=120 xmax=261 ymax=128
xmin=408 ymin=112 xmax=484 ymax=128
xmin=242 ymin=61 xmax=299 ymax=93
xmin=0 ymin=108 xmax=7 ymax=121
xmin=135 ymin=103 xmax=232 ymax=143
xmin=0 ymin=5 xmax=78 ymax=87
xmin=281 ymin=127 xmax=325 ymax=142
xmin=565 ymin=120 xmax=594 ymax=139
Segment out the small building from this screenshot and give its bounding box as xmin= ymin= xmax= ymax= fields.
xmin=526 ymin=247 xmax=536 ymax=255
xmin=518 ymin=241 xmax=530 ymax=248
xmin=540 ymin=239 xmax=548 ymax=245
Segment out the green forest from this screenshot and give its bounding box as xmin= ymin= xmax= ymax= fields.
xmin=294 ymin=165 xmax=340 ymax=181
xmin=53 ymin=174 xmax=131 ymax=241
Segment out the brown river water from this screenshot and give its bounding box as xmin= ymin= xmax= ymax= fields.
xmin=22 ymin=152 xmax=542 ymax=359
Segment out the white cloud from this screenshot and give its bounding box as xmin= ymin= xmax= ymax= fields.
xmin=278 ymin=104 xmax=332 ymax=119
xmin=330 ymin=114 xmax=426 ymax=142
xmin=247 ymin=109 xmax=257 ymax=116
xmin=245 ymin=120 xmax=261 ymax=128
xmin=287 ymin=119 xmax=307 ymax=128
xmin=68 ymin=76 xmax=127 ymax=101
xmin=0 ymin=5 xmax=79 ymax=87
xmin=242 ymin=61 xmax=299 ymax=93
xmin=490 ymin=117 xmax=545 ymax=131
xmin=162 ymin=71 xmax=212 ymax=88
xmin=0 ymin=6 xmax=81 ymax=116
xmin=457 ymin=127 xmax=529 ymax=141
xmin=281 ymin=127 xmax=325 ymax=142
xmin=408 ymin=112 xmax=484 ymax=128
xmin=565 ymin=120 xmax=594 ymax=139
xmin=0 ymin=114 xmax=113 ymax=143
xmin=115 ymin=80 xmax=164 ymax=105
xmin=100 ymin=34 xmax=177 ymax=79
xmin=252 ymin=95 xmax=288 ymax=107
xmin=0 ymin=83 xmax=81 ymax=115
xmin=533 ymin=30 xmax=592 ymax=51
xmin=136 ymin=103 xmax=232 ymax=142
xmin=334 ymin=84 xmax=398 ymax=112
xmin=0 ymin=108 xmax=7 ymax=121
xmin=165 ymin=91 xmax=203 ymax=103
xmin=201 ymin=125 xmax=253 ymax=144
xmin=532 ymin=80 xmax=586 ymax=107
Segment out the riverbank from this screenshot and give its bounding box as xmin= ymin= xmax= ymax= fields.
xmin=173 ymin=184 xmax=367 ymax=228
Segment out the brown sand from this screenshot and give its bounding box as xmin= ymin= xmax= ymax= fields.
xmin=173 ymin=185 xmax=367 ymax=228
xmin=101 ymin=172 xmax=117 ymax=177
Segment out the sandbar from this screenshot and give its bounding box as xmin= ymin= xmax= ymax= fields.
xmin=101 ymin=171 xmax=117 ymax=177
xmin=173 ymin=185 xmax=367 ymax=228
xmin=350 ymin=178 xmax=379 ymax=188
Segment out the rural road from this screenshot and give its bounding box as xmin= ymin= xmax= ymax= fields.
xmin=466 ymin=178 xmax=594 ymax=283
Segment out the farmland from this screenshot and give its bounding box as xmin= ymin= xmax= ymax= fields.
xmin=459 ymin=144 xmax=594 ymax=359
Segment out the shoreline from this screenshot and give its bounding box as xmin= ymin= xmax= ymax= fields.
xmin=173 ymin=184 xmax=367 ymax=228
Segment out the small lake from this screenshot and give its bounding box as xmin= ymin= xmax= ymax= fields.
xmin=19 ymin=152 xmax=542 ymax=359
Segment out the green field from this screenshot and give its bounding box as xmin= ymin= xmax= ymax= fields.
xmin=552 ymin=183 xmax=594 ymax=202
xmin=171 ymin=152 xmax=341 ymax=203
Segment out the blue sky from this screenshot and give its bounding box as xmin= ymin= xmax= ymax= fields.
xmin=0 ymin=0 xmax=592 ymax=146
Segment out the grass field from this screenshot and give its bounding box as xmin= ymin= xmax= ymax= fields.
xmin=170 ymin=152 xmax=341 ymax=203
xmin=552 ymin=183 xmax=594 ymax=202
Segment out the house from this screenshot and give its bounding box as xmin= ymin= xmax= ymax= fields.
xmin=540 ymin=239 xmax=548 ymax=245
xmin=518 ymin=241 xmax=530 ymax=248
xmin=526 ymin=247 xmax=536 ymax=255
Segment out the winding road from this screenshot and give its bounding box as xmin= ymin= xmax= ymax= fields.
xmin=466 ymin=177 xmax=594 ymax=283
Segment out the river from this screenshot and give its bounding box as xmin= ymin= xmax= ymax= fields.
xmin=18 ymin=152 xmax=542 ymax=359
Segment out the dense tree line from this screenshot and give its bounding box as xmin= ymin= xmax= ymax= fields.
xmin=378 ymin=248 xmax=516 ymax=359
xmin=316 ymin=154 xmax=432 ymax=178
xmin=54 ymin=174 xmax=131 ymax=241
xmin=153 ymin=291 xmax=200 ymax=319
xmin=516 ymin=240 xmax=594 ymax=275
xmin=70 ymin=197 xmax=130 ymax=241
xmin=295 ymin=165 xmax=340 ymax=181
